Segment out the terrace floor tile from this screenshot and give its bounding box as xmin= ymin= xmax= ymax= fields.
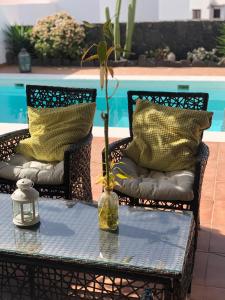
xmin=192 ymin=251 xmax=208 ymax=285
xmin=206 ymin=253 xmax=225 ymax=288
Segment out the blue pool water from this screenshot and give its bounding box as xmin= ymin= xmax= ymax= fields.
xmin=0 ymin=81 xmax=224 ymax=131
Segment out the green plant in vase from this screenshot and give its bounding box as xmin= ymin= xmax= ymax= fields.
xmin=82 ymin=20 xmax=127 ymax=232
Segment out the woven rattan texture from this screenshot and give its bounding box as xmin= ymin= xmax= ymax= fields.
xmin=0 ymin=261 xmax=171 ymax=300
xmin=26 ymin=85 xmax=97 ymax=108
xmin=0 ymin=85 xmax=97 ymax=200
xmin=0 ymin=196 xmax=194 ymax=299
xmin=128 ymin=91 xmax=208 ymax=138
xmin=103 ymin=91 xmax=209 ymax=227
xmin=0 ymin=195 xmax=193 ymax=275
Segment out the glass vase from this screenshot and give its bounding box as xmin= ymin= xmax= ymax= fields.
xmin=98 ymin=190 xmax=119 ymax=232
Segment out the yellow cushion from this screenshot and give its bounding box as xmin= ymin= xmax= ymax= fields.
xmin=125 ymin=100 xmax=213 ymax=172
xmin=16 ymin=102 xmax=96 ymax=162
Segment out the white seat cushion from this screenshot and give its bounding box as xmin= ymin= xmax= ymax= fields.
xmin=113 ymin=157 xmax=194 ymax=201
xmin=0 ymin=154 xmax=64 ymax=185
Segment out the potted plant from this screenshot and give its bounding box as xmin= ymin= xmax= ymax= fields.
xmin=82 ymin=20 xmax=126 ymax=232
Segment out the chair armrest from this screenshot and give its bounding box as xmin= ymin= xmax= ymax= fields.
xmin=196 ymin=142 xmax=209 ymax=166
xmin=192 ymin=142 xmax=209 ymax=223
xmin=102 ymin=137 xmax=132 ymax=175
xmin=64 ymin=132 xmax=93 ymax=201
xmin=195 ymin=141 xmax=209 ymax=191
xmin=0 ymin=129 xmax=30 ymax=161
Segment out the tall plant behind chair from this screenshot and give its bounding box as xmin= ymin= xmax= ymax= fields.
xmin=82 ymin=20 xmax=119 ymax=191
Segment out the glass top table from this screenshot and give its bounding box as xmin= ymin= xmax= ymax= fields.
xmin=0 ymin=194 xmax=194 ymax=278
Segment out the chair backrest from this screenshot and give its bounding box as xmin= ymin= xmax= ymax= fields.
xmin=26 ymin=85 xmax=97 ymax=108
xmin=127 ymin=90 xmax=209 ymax=137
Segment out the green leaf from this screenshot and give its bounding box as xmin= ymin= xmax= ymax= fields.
xmin=100 ymin=66 xmax=105 ymax=89
xmin=108 ymin=66 xmax=114 ymax=78
xmin=83 ymin=54 xmax=99 ymax=62
xmin=116 ymin=173 xmax=128 ymax=179
xmin=106 ymin=46 xmax=115 ymax=60
xmin=103 ymin=20 xmax=114 ymax=41
xmin=81 ymin=44 xmax=97 ymax=65
xmin=108 ymin=78 xmax=119 ymax=99
xmin=97 ymin=41 xmax=107 ymax=65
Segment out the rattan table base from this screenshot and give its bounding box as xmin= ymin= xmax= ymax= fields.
xmin=0 ymin=196 xmax=195 ymax=300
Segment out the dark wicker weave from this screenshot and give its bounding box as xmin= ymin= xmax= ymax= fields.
xmin=0 ymin=85 xmax=97 ymax=201
xmin=0 ymin=196 xmax=195 ymax=300
xmin=103 ymin=91 xmax=209 ymax=225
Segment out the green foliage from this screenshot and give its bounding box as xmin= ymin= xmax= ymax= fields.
xmin=217 ymin=24 xmax=225 ymax=56
xmin=123 ymin=0 xmax=136 ymax=59
xmin=187 ymin=47 xmax=219 ymax=62
xmin=105 ymin=0 xmax=136 ymax=60
xmin=31 ymin=12 xmax=85 ymax=59
xmin=82 ymin=20 xmax=119 ymax=191
xmin=145 ymin=46 xmax=170 ymax=60
xmin=4 ymin=24 xmax=33 ymax=56
xmin=105 ymin=7 xmax=111 ymax=22
xmin=114 ymin=0 xmax=122 ymax=61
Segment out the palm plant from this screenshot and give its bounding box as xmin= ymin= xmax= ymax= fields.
xmin=4 ymin=24 xmax=33 ymax=56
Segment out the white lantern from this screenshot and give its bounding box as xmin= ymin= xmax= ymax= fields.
xmin=11 ymin=179 xmax=40 ymax=227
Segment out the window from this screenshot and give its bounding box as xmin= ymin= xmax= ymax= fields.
xmin=192 ymin=9 xmax=201 ymax=20
xmin=213 ymin=8 xmax=221 ymax=19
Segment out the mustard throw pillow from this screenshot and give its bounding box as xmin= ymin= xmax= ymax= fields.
xmin=125 ymin=100 xmax=213 ymax=172
xmin=16 ymin=102 xmax=96 ymax=162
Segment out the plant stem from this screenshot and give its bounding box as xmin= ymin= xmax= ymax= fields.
xmin=104 ymin=66 xmax=110 ymax=189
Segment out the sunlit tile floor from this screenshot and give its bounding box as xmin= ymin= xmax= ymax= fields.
xmin=91 ymin=139 xmax=225 ymax=300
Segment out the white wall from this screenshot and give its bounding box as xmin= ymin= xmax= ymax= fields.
xmin=98 ymin=0 xmax=158 ymax=23
xmin=56 ymin=0 xmax=100 ymax=23
xmin=0 ymin=9 xmax=8 ymax=64
xmin=159 ymin=0 xmax=190 ymax=21
xmin=190 ymin=0 xmax=211 ymax=20
xmin=209 ymin=4 xmax=225 ymax=20
xmin=0 ymin=2 xmax=57 ymax=64
xmin=0 ymin=3 xmax=57 ymax=25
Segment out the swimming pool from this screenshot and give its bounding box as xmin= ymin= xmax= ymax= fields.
xmin=0 ymin=75 xmax=225 ymax=131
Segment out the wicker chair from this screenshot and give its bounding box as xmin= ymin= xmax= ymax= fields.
xmin=103 ymin=91 xmax=209 ymax=225
xmin=0 ymin=85 xmax=97 ymax=201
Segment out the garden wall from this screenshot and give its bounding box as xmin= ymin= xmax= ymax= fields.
xmin=86 ymin=21 xmax=225 ymax=60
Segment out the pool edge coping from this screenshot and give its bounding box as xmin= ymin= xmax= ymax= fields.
xmin=1 ymin=73 xmax=225 ymax=82
xmin=0 ymin=123 xmax=225 ymax=142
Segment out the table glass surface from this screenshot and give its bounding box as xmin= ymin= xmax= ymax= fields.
xmin=0 ymin=194 xmax=193 ymax=276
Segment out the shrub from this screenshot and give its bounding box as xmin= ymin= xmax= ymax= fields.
xmin=145 ymin=46 xmax=170 ymax=61
xmin=4 ymin=24 xmax=33 ymax=56
xmin=31 ymin=12 xmax=85 ymax=59
xmin=217 ymin=24 xmax=225 ymax=56
xmin=187 ymin=47 xmax=219 ymax=62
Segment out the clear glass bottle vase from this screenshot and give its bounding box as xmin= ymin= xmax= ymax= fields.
xmin=98 ymin=190 xmax=119 ymax=232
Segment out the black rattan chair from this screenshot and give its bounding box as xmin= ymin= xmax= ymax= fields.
xmin=0 ymin=85 xmax=97 ymax=201
xmin=103 ymin=91 xmax=209 ymax=225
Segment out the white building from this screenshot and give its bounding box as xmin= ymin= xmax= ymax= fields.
xmin=0 ymin=0 xmax=225 ymax=64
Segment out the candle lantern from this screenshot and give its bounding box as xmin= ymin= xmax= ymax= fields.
xmin=11 ymin=179 xmax=40 ymax=227
xmin=18 ymin=48 xmax=32 ymax=73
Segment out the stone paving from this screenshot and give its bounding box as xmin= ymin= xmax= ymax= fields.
xmin=2 ymin=64 xmax=225 ymax=76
